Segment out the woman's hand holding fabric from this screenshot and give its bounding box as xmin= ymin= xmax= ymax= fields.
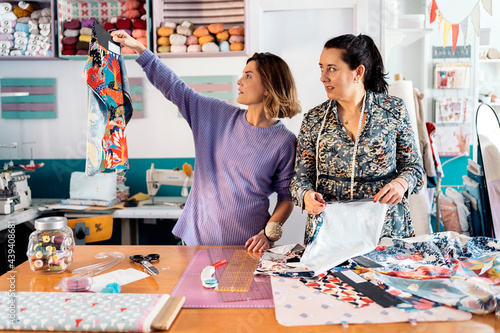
xmin=373 ymin=178 xmax=408 ymax=205
xmin=304 ymin=190 xmax=326 ymax=215
xmin=110 ymin=30 xmax=147 ymax=55
xmin=245 ymin=230 xmax=270 ymax=252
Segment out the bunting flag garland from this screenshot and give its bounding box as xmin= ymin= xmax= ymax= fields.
xmin=460 ymin=20 xmax=468 ymax=47
xmin=430 ymin=0 xmax=492 ymax=52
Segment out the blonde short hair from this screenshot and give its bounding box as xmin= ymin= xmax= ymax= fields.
xmin=247 ymin=52 xmax=301 ymax=119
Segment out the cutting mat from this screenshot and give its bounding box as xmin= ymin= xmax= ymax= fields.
xmin=170 ymin=248 xmax=274 ymax=308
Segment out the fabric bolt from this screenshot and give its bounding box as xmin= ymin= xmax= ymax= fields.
xmin=0 ymin=291 xmax=168 ymax=331
xmin=83 ymin=24 xmax=133 ymax=176
xmin=136 ymin=49 xmax=297 ymax=246
xmin=291 ymin=91 xmax=424 ymax=244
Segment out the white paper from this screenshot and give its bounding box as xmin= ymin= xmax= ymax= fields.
xmin=89 ymin=268 xmax=150 ymax=292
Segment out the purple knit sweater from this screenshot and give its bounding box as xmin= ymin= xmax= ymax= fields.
xmin=136 ymin=50 xmax=297 ymax=245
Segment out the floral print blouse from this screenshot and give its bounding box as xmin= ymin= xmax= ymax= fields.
xmin=291 ymin=90 xmax=424 ymax=243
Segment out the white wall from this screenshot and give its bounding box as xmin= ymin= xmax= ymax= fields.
xmin=0 ymin=0 xmax=381 ymax=244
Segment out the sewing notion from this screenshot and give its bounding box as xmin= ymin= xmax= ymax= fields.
xmin=130 ymin=253 xmax=160 ymax=275
xmin=171 ymin=248 xmax=273 ymax=308
xmin=55 ymin=251 xmax=125 ymax=292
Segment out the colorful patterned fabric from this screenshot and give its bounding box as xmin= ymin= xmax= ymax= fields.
xmin=362 ymin=233 xmax=500 ymax=273
xmin=291 ymin=90 xmax=424 ymax=243
xmin=299 ymin=274 xmax=375 ymax=308
xmin=368 ymin=273 xmax=500 ymax=315
xmin=0 ymin=292 xmax=168 ymax=332
xmin=83 ymin=25 xmax=133 ymax=176
xmin=271 ymin=276 xmax=472 ymax=326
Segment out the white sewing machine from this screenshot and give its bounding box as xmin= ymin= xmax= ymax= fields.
xmin=0 ymin=171 xmax=31 ymax=214
xmin=146 ymin=163 xmax=194 ymax=198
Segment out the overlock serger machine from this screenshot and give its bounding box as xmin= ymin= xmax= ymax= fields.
xmin=0 ymin=171 xmax=31 ymax=214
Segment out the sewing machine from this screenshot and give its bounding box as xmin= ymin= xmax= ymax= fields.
xmin=0 ymin=171 xmax=31 ymax=214
xmin=146 ymin=163 xmax=193 ymax=199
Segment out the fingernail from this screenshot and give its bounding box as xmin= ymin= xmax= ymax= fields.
xmin=373 ymin=199 xmax=377 ymax=203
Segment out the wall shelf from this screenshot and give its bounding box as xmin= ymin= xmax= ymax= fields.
xmin=386 ymin=28 xmax=433 ymax=48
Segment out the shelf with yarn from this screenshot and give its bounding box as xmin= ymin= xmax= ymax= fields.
xmin=151 ymin=0 xmax=248 ymax=58
xmin=56 ymin=0 xmax=150 ymax=59
xmin=0 ymin=0 xmax=57 ymax=60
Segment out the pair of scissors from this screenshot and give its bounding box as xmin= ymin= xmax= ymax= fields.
xmin=129 ymin=254 xmax=160 ymax=275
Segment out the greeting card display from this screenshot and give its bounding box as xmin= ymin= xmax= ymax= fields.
xmin=435 ymin=97 xmax=472 ymax=124
xmin=434 ymin=62 xmax=470 ymax=89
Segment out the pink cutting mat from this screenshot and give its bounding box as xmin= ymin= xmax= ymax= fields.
xmin=170 ymin=249 xmax=274 ymax=308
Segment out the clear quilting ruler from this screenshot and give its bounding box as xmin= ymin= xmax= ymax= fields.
xmin=207 ymin=247 xmax=272 ymax=302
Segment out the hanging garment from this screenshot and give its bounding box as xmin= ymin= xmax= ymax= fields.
xmin=445 ymin=187 xmax=470 ymax=235
xmin=413 ymin=89 xmax=436 ymax=182
xmin=439 ymin=194 xmax=462 ymax=233
xmin=463 ymin=174 xmax=490 ymax=237
xmin=83 ymin=23 xmax=133 ymax=176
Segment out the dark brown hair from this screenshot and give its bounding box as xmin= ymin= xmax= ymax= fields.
xmin=324 ymin=34 xmax=388 ymax=94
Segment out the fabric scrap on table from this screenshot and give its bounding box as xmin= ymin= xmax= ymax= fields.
xmin=299 ymin=274 xmax=374 ymax=308
xmin=271 ymin=276 xmax=472 ymax=326
xmin=367 ymin=273 xmax=500 ymax=315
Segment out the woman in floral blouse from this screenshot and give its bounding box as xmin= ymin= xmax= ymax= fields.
xmin=291 ymin=34 xmax=424 ymax=243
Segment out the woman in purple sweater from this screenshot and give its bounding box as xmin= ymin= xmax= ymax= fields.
xmin=111 ymin=30 xmax=301 ymax=251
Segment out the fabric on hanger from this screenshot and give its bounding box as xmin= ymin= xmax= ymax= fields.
xmin=438 ymin=194 xmax=462 ymax=233
xmin=445 ymin=187 xmax=470 ymax=235
xmin=413 ymin=88 xmax=436 ymax=181
xmin=83 ymin=24 xmax=133 ymax=176
xmin=463 ymin=175 xmax=490 ymax=237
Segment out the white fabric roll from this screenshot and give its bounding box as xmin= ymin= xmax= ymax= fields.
xmin=388 ymin=79 xmax=420 ymax=151
xmin=389 ymin=78 xmax=429 ymax=235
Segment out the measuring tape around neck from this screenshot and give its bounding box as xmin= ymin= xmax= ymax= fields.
xmin=316 ymin=92 xmax=367 ymax=199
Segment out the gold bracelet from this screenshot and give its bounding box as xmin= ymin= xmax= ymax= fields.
xmin=264 ymin=221 xmax=283 ymax=242
xmin=393 ymin=179 xmax=406 ymax=191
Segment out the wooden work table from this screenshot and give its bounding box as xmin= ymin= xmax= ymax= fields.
xmin=1 ymin=245 xmax=498 ymax=332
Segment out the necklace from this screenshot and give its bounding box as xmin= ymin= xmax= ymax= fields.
xmin=341 ymin=109 xmax=360 ymax=125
